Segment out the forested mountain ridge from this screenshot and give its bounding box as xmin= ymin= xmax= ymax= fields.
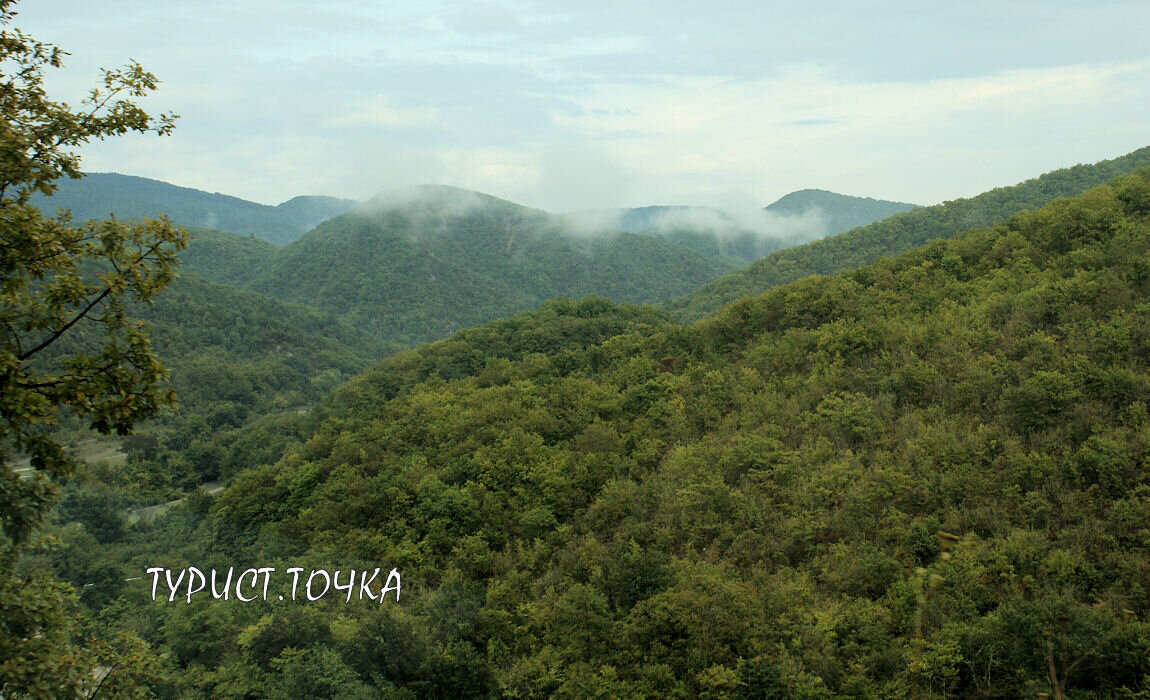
xmin=37 ymin=171 xmax=912 ymax=261
xmin=763 ymin=188 xmax=917 ymax=234
xmin=244 ymin=185 xmax=740 ymax=345
xmin=580 ymin=190 xmax=916 ymax=265
xmin=667 ymin=144 xmax=1150 ymax=321
xmin=600 ymin=190 xmax=915 ymax=238
xmin=30 ymin=172 xmax=358 ymax=245
xmin=97 ymin=169 xmax=1150 ymax=696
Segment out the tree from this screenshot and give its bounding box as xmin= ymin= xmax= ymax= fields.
xmin=0 ymin=0 xmax=184 ymax=542
xmin=0 ymin=0 xmax=184 ymax=693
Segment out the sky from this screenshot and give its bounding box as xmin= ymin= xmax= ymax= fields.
xmin=11 ymin=1 xmax=1150 ymax=212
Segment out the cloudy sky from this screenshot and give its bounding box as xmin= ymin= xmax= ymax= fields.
xmin=13 ymin=1 xmax=1150 ymax=212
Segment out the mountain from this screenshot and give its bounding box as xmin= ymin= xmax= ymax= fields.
xmin=609 ymin=191 xmax=918 ymax=238
xmin=274 ymin=194 xmax=361 ymax=229
xmin=574 ymin=191 xmax=918 ymax=265
xmin=612 ymin=205 xmax=802 ymax=264
xmin=121 ymin=168 xmax=1150 ymax=697
xmin=764 ymin=188 xmax=918 ymax=234
xmin=666 ymin=144 xmax=1150 ymax=322
xmin=30 ymin=172 xmax=358 ymax=245
xmin=245 ymin=185 xmax=740 ymax=345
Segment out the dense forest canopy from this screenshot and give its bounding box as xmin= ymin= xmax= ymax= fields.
xmin=52 ymin=168 xmax=1150 ymax=697
xmin=243 ymin=186 xmax=739 ymax=345
xmin=9 ymin=0 xmax=1150 ymax=695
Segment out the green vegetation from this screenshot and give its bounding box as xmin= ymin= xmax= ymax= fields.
xmin=117 ymin=272 xmax=393 ymax=494
xmin=32 ymin=173 xmax=357 ymax=246
xmin=764 ymin=188 xmax=918 ymax=235
xmin=71 ymin=169 xmax=1150 ymax=696
xmin=246 ymin=185 xmax=739 ymax=345
xmin=667 ymin=145 xmax=1150 ymax=322
xmin=0 ymin=3 xmax=184 ymax=693
xmin=178 ymin=227 xmax=278 ymax=287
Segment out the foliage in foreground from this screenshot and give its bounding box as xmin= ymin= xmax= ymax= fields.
xmin=0 ymin=0 xmax=183 ymax=694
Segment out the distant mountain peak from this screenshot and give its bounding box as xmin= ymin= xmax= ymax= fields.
xmin=763 ymin=189 xmax=918 ymax=241
xmin=765 ymin=188 xmax=917 ymax=211
xmin=31 ymin=172 xmax=359 ymax=246
xmin=360 ymin=184 xmax=533 ymax=214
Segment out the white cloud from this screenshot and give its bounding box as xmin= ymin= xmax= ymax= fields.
xmin=327 ymin=96 xmax=441 ymax=128
xmin=543 ymin=60 xmax=1150 ymax=205
xmin=15 ymin=1 xmax=1150 ymax=209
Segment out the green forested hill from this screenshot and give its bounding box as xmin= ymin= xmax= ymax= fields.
xmin=30 ymin=172 xmax=357 ymax=245
xmin=274 ymin=195 xmax=361 ymax=233
xmin=178 ymin=227 xmax=279 ymax=287
xmin=96 ymin=272 xmax=394 ymax=490
xmin=764 ymin=188 xmax=917 ymax=234
xmin=667 ymin=145 xmax=1150 ymax=322
xmin=98 ymin=170 xmax=1150 ymax=696
xmin=140 ymin=272 xmax=390 ymax=412
xmin=246 ymin=185 xmax=739 ymax=345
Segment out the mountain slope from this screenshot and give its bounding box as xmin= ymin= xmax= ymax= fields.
xmin=666 ymin=144 xmax=1150 ymax=321
xmin=30 ymin=173 xmax=357 ymax=245
xmin=178 ymin=227 xmax=279 ymax=287
xmin=157 ymin=169 xmax=1150 ymax=697
xmin=247 ymin=185 xmax=740 ymax=345
xmin=139 ymin=272 xmax=393 ymax=485
xmin=141 ymin=272 xmax=389 ymax=408
xmin=607 ymin=190 xmax=917 ymax=239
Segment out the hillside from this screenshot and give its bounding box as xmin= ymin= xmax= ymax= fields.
xmin=667 ymin=144 xmax=1150 ymax=321
xmin=128 ymin=272 xmax=393 ymax=486
xmin=140 ymin=272 xmax=391 ymax=414
xmin=85 ymin=170 xmax=1150 ymax=696
xmin=39 ymin=270 xmax=394 ymax=500
xmin=30 ymin=173 xmax=357 ymax=245
xmin=178 ymin=227 xmax=279 ymax=287
xmin=246 ymin=185 xmax=740 ymax=345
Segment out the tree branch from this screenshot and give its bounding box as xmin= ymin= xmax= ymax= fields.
xmin=18 ymin=285 xmax=109 ymax=361
xmin=17 ymin=234 xmax=171 ymax=361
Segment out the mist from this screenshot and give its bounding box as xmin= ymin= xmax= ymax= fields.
xmin=564 ymin=195 xmax=831 ymax=263
xmin=344 ymin=179 xmax=839 ymax=267
xmin=359 ymin=184 xmax=493 ymax=217
xmin=651 ymin=204 xmax=828 ymax=243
